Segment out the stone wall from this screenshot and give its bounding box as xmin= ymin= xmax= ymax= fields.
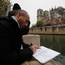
xmin=23 ymin=34 xmax=40 ymax=47
xmin=29 ymin=27 xmax=65 ymax=34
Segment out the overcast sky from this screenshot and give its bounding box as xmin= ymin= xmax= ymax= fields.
xmin=10 ymin=0 xmax=65 ymax=26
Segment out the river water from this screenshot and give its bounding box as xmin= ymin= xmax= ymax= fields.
xmin=40 ymin=35 xmax=65 ymax=65
xmin=40 ymin=35 xmax=65 ymax=55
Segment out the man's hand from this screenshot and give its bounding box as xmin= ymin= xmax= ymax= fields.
xmin=29 ymin=44 xmax=39 ymax=54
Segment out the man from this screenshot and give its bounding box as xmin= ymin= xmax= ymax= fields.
xmin=0 ymin=3 xmax=38 ymax=65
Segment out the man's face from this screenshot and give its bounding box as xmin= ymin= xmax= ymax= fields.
xmin=17 ymin=11 xmax=30 ymax=35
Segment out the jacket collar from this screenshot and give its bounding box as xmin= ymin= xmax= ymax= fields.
xmin=12 ymin=16 xmax=20 ymax=28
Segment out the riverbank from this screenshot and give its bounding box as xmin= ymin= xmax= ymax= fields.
xmin=29 ymin=31 xmax=65 ymax=35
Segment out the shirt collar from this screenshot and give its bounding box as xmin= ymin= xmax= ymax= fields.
xmin=12 ymin=16 xmax=20 ymax=28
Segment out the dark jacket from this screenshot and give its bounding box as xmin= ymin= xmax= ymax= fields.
xmin=0 ymin=16 xmax=33 ymax=65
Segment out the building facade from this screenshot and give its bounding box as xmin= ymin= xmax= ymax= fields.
xmin=37 ymin=7 xmax=65 ymax=26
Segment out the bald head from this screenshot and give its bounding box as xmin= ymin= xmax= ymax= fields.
xmin=14 ymin=10 xmax=30 ymax=27
xmin=17 ymin=10 xmax=30 ymax=21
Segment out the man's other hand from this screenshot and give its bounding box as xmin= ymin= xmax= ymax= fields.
xmin=29 ymin=44 xmax=39 ymax=54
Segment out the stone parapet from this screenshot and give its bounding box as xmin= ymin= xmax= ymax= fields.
xmin=23 ymin=34 xmax=40 ymax=47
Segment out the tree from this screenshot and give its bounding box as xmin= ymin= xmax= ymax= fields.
xmin=36 ymin=21 xmax=43 ymax=27
xmin=0 ymin=0 xmax=10 ymax=16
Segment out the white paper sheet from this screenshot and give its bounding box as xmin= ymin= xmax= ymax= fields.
xmin=33 ymin=46 xmax=60 ymax=63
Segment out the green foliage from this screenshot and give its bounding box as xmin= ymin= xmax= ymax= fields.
xmin=0 ymin=0 xmax=10 ymax=16
xmin=36 ymin=21 xmax=43 ymax=27
xmin=43 ymin=10 xmax=48 ymax=16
